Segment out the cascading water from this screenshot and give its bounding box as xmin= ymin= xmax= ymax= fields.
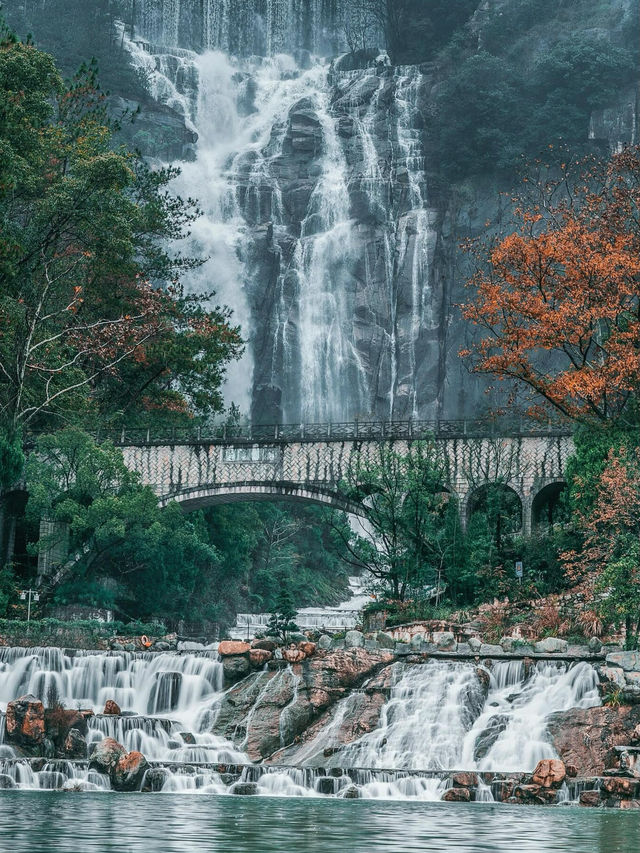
xmin=336 ymin=660 xmax=600 ymax=773
xmin=0 ymin=646 xmax=601 ymax=801
xmin=120 ymin=1 xmax=440 ymax=422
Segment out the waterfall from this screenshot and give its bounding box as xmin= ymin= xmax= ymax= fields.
xmin=337 ymin=660 xmax=601 ymax=773
xmin=0 ymin=647 xmax=600 ymax=798
xmin=120 ymin=1 xmax=441 ymax=422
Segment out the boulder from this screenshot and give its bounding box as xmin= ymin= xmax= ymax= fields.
xmin=153 ymin=641 xmax=171 ymax=652
xmin=44 ymin=708 xmax=89 ymax=745
xmin=376 ymin=631 xmax=395 ymax=650
xmin=179 ymin=732 xmax=196 ymax=744
xmin=601 ymin=776 xmax=640 ymax=797
xmin=89 ymin=737 xmax=127 ymax=773
xmin=606 ymin=652 xmax=640 ymax=672
xmin=252 ymin=639 xmax=278 ymax=652
xmin=468 ymin=637 xmax=482 ymax=653
xmin=318 ymin=635 xmax=332 ymax=650
xmin=442 ymin=787 xmax=471 ymax=802
xmin=232 ymin=782 xmax=259 ymax=795
xmin=588 ymin=637 xmax=603 ymax=654
xmin=479 ymin=644 xmax=503 ymax=656
xmin=341 ymin=784 xmax=361 ymax=799
xmin=222 ymin=655 xmax=251 ymax=682
xmin=63 ymin=728 xmax=87 ymax=759
xmin=6 ymin=695 xmax=45 ymax=748
xmin=549 ymin=706 xmax=640 ymax=775
xmin=500 ymin=636 xmax=519 ymax=653
xmin=141 ymin=767 xmax=169 ymax=792
xmin=250 ymin=649 xmax=273 ymax=667
xmin=0 ymin=774 xmax=16 ymax=789
xmin=112 ymin=751 xmax=149 ymax=792
xmin=532 ymin=759 xmax=566 ymax=788
xmin=452 ymin=772 xmax=478 ymax=788
xmin=103 ymin=700 xmax=121 ymax=716
xmin=218 ymin=641 xmax=251 ymax=657
xmin=433 ymin=631 xmax=456 ymax=650
xmin=579 ymin=790 xmax=601 ymax=807
xmin=299 ymin=642 xmax=317 ymax=657
xmin=283 ymin=649 xmax=306 ymax=663
xmin=631 ymin=724 xmax=640 ymax=745
xmin=345 ymin=630 xmax=364 ymax=648
xmin=534 ymin=637 xmax=568 ymax=654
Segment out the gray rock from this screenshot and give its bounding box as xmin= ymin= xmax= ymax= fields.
xmin=394 ymin=643 xmax=412 ymax=656
xmin=410 ymin=633 xmax=426 ymax=648
xmin=606 ymin=651 xmax=640 ymax=672
xmin=110 ymin=641 xmax=124 ymax=651
xmin=500 ymin=636 xmax=520 ymax=653
xmin=376 ymin=632 xmax=395 ymax=650
xmin=222 ymin=655 xmax=251 ymax=682
xmin=141 ymin=767 xmax=169 ymax=792
xmin=124 ymin=643 xmax=136 ymax=652
xmin=597 ymin=665 xmax=626 ymax=689
xmin=0 ymin=774 xmax=16 ymax=789
xmin=318 ymin=634 xmax=332 ymax=650
xmin=232 ymin=782 xmax=259 ymax=795
xmin=364 ymin=639 xmax=379 ymax=651
xmin=468 ymin=637 xmax=482 ymax=653
xmin=433 ymin=631 xmax=456 ymax=650
xmin=341 ymin=784 xmax=361 ymax=799
xmin=345 ymin=630 xmax=364 ymax=648
xmin=153 ymin=641 xmax=171 ymax=651
xmin=480 ymin=644 xmax=504 ymax=656
xmin=534 ymin=637 xmax=568 ymax=654
xmin=588 ymin=637 xmax=603 ymax=653
xmin=456 ymin=643 xmax=472 ymax=656
xmin=177 ymin=641 xmax=205 ymax=651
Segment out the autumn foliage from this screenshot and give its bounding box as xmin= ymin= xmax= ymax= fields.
xmin=462 ymin=147 xmax=640 ymax=425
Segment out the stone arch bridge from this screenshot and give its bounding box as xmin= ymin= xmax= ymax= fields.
xmin=113 ymin=420 xmax=573 ymax=536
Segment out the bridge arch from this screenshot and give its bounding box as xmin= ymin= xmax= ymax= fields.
xmin=531 ymin=478 xmax=567 ymax=530
xmin=159 ymin=481 xmax=364 ymax=515
xmin=463 ymin=482 xmax=524 ymax=535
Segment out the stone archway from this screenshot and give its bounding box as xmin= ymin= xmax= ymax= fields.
xmin=464 ymin=482 xmax=524 ymax=541
xmin=531 ymin=479 xmax=567 ymax=530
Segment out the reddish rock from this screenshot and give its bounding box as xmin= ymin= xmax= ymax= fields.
xmin=492 ymin=780 xmax=514 ymax=802
xmin=601 ymin=777 xmax=640 ymax=798
xmin=580 ymin=790 xmax=602 ymax=807
xmin=112 ymin=751 xmax=149 ymax=791
xmin=44 ymin=708 xmax=89 ymax=746
xmin=252 ymin=639 xmax=278 ymax=652
xmin=565 ymin=764 xmax=578 ymax=778
xmin=89 ymin=737 xmax=127 ymax=773
xmin=250 ymin=649 xmax=273 ymax=666
xmin=631 ymin=724 xmax=640 ymax=745
xmin=514 ymin=784 xmax=544 ymax=804
xmin=103 ymin=700 xmax=121 ymax=716
xmin=532 ymin=759 xmax=566 ymax=788
xmin=6 ymin=695 xmax=45 ymax=748
xmin=549 ymin=706 xmax=640 ymax=775
xmin=299 ymin=642 xmax=317 ymax=657
xmin=218 ymin=641 xmax=251 ymax=657
xmin=452 ymin=772 xmax=478 ymax=788
xmin=442 ymin=787 xmax=471 ymax=802
xmin=283 ymin=649 xmax=306 ymax=663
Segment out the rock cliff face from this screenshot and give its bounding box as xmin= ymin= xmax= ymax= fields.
xmin=12 ymin=0 xmax=636 ymax=422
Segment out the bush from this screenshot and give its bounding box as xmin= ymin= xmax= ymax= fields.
xmin=0 ymin=617 xmax=165 ymax=648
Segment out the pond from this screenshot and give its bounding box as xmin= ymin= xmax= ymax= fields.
xmin=0 ymin=793 xmax=638 ymax=853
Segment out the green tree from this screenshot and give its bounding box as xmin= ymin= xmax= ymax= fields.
xmin=0 ymin=28 xmax=242 ymax=441
xmin=266 ymin=581 xmax=300 ymax=643
xmin=335 ymin=441 xmax=460 ymax=600
xmin=25 ymin=428 xmax=218 ymax=620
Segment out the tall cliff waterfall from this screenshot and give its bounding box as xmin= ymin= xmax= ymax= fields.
xmin=124 ymin=2 xmax=438 ymax=422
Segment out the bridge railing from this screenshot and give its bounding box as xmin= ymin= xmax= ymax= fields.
xmin=91 ymin=418 xmax=572 ymax=447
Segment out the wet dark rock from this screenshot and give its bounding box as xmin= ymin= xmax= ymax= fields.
xmin=0 ymin=774 xmax=16 ymax=789
xmin=179 ymin=732 xmax=196 ymax=745
xmin=89 ymin=737 xmax=127 ymax=774
xmin=232 ymin=782 xmax=259 ymax=795
xmin=223 ymin=655 xmax=251 ymax=683
xmin=580 ymin=790 xmax=602 ymax=807
xmin=103 ymin=700 xmax=121 ymax=716
xmin=112 ymin=751 xmax=149 ymax=792
xmin=341 ymin=784 xmax=361 ymax=799
xmin=473 ymin=715 xmax=509 ymax=762
xmin=316 ymin=777 xmax=337 ymax=795
xmin=442 ymin=787 xmax=471 ymax=802
xmin=63 ymin=728 xmax=87 ymax=759
xmin=141 ymin=767 xmax=169 ymax=792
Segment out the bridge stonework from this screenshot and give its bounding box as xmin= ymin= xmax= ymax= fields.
xmin=120 ymin=430 xmax=574 ymax=535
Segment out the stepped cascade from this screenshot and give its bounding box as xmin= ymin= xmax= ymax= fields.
xmin=123 ymin=2 xmax=440 ymax=422
xmin=0 ymin=646 xmax=601 ymax=799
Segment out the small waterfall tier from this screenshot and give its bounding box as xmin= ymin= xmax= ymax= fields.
xmin=230 ymin=576 xmax=370 ymax=640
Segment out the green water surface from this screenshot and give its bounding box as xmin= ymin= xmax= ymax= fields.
xmin=0 ymin=793 xmax=638 ymax=853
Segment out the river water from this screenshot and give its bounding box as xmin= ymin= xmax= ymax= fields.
xmin=0 ymin=793 xmax=637 ymax=853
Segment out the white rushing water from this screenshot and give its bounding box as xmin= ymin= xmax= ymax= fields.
xmin=230 ymin=575 xmax=370 ymax=640
xmin=0 ymin=646 xmax=600 ymax=800
xmin=121 ymin=15 xmax=438 ymax=421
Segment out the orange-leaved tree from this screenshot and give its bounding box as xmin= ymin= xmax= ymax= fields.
xmin=461 ymin=147 xmax=640 ymax=426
